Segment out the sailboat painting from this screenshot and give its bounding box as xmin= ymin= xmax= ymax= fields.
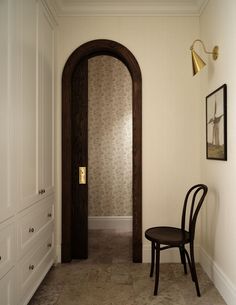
xmin=206 ymin=84 xmax=227 ymax=160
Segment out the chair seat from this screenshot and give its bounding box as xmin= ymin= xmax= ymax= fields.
xmin=145 ymin=226 xmax=190 ymax=246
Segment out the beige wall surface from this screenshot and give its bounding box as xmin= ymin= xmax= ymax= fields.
xmin=88 ymin=55 xmax=132 ymax=216
xmin=54 ymin=16 xmax=201 ymax=262
xmin=199 ymin=0 xmax=236 ymax=300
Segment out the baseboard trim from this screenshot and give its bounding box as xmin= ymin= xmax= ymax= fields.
xmin=88 ymin=216 xmax=132 ymax=232
xmin=143 ymin=244 xmax=200 ymax=263
xmin=56 ymin=245 xmax=61 ymax=263
xmin=199 ymin=247 xmax=236 ymax=305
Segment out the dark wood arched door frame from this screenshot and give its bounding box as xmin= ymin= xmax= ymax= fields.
xmin=62 ymin=39 xmax=142 ymax=263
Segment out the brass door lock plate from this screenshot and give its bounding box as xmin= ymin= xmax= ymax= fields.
xmin=79 ymin=166 xmax=86 ymax=184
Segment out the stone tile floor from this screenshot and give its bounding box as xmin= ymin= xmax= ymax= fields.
xmin=29 ymin=230 xmax=227 ymax=305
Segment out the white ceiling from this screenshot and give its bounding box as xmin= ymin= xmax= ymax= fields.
xmin=46 ymin=0 xmax=209 ymax=17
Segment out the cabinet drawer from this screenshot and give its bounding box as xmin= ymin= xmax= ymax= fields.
xmin=18 ymin=228 xmax=54 ymax=300
xmin=17 ymin=196 xmax=54 ymax=258
xmin=0 ymin=268 xmax=16 ymax=305
xmin=0 ymin=222 xmax=16 ymax=279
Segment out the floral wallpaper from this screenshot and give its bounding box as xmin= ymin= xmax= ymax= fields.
xmin=88 ymin=55 xmax=132 ymax=216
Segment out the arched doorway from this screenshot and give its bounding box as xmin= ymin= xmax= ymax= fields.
xmin=62 ymin=39 xmax=142 ymax=263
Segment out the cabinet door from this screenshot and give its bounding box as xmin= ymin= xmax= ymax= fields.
xmin=0 ymin=268 xmax=16 ymax=305
xmin=0 ymin=221 xmax=16 ymax=279
xmin=0 ymin=0 xmax=17 ymax=222
xmin=38 ymin=2 xmax=54 ymax=196
xmin=18 ymin=0 xmax=40 ymax=210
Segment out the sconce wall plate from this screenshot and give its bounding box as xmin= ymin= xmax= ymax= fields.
xmin=212 ymin=46 xmax=219 ymax=60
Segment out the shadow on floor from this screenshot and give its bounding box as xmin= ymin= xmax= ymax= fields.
xmin=29 ymin=229 xmax=226 ymax=305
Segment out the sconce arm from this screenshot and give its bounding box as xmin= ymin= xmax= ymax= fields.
xmin=190 ymin=39 xmax=219 ymax=60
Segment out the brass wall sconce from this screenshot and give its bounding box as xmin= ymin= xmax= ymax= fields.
xmin=190 ymin=39 xmax=219 ymax=76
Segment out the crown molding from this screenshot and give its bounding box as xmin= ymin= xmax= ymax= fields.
xmin=41 ymin=0 xmax=59 ymax=25
xmin=47 ymin=0 xmax=209 ymax=17
xmin=197 ymin=0 xmax=209 ymax=15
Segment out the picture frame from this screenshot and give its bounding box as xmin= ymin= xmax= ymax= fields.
xmin=206 ymin=84 xmax=227 ymax=160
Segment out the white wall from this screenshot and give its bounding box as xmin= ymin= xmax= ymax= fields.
xmin=199 ymin=1 xmax=236 ymax=304
xmin=55 ymin=16 xmax=201 ymax=262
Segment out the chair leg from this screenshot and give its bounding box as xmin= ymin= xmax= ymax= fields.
xmin=154 ymin=243 xmax=160 ymax=296
xmin=184 ymin=248 xmax=194 ymax=282
xmin=150 ymin=241 xmax=155 ymax=277
xmin=190 ymin=242 xmax=201 ymax=297
xmin=179 ymin=246 xmax=187 ymax=274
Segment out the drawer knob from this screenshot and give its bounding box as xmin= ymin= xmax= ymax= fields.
xmin=47 ymin=243 xmax=52 ymax=248
xmin=0 ymin=256 xmax=1 ymax=261
xmin=29 ymin=264 xmax=34 ymax=270
xmin=29 ymin=227 xmax=35 ymax=233
xmin=38 ymin=189 xmax=43 ymax=195
xmin=43 ymin=189 xmax=46 ymax=194
xmin=48 ymin=213 xmax=52 ymax=218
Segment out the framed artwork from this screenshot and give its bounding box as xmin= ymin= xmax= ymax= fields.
xmin=206 ymin=84 xmax=227 ymax=160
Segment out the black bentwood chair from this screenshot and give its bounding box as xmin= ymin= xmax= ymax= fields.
xmin=145 ymin=184 xmax=208 ymax=297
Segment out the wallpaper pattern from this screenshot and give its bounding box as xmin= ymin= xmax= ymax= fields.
xmin=88 ymin=55 xmax=132 ymax=216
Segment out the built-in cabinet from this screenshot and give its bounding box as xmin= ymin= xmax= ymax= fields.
xmin=0 ymin=0 xmax=55 ymax=304
xmin=0 ymin=0 xmax=17 ymax=225
xmin=19 ymin=0 xmax=54 ymax=211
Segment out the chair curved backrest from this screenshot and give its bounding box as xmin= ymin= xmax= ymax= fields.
xmin=181 ymin=184 xmax=208 ymax=240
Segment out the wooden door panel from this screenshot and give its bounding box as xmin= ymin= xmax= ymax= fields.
xmin=19 ymin=0 xmax=39 ymax=209
xmin=62 ymin=40 xmax=142 ymax=263
xmin=38 ymin=2 xmax=54 ymax=197
xmin=71 ymin=59 xmax=88 ymax=259
xmin=39 ymin=3 xmax=54 ymax=195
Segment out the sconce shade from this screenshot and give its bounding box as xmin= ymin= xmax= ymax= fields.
xmin=190 ymin=39 xmax=219 ymax=76
xmin=191 ymin=49 xmax=206 ymax=76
